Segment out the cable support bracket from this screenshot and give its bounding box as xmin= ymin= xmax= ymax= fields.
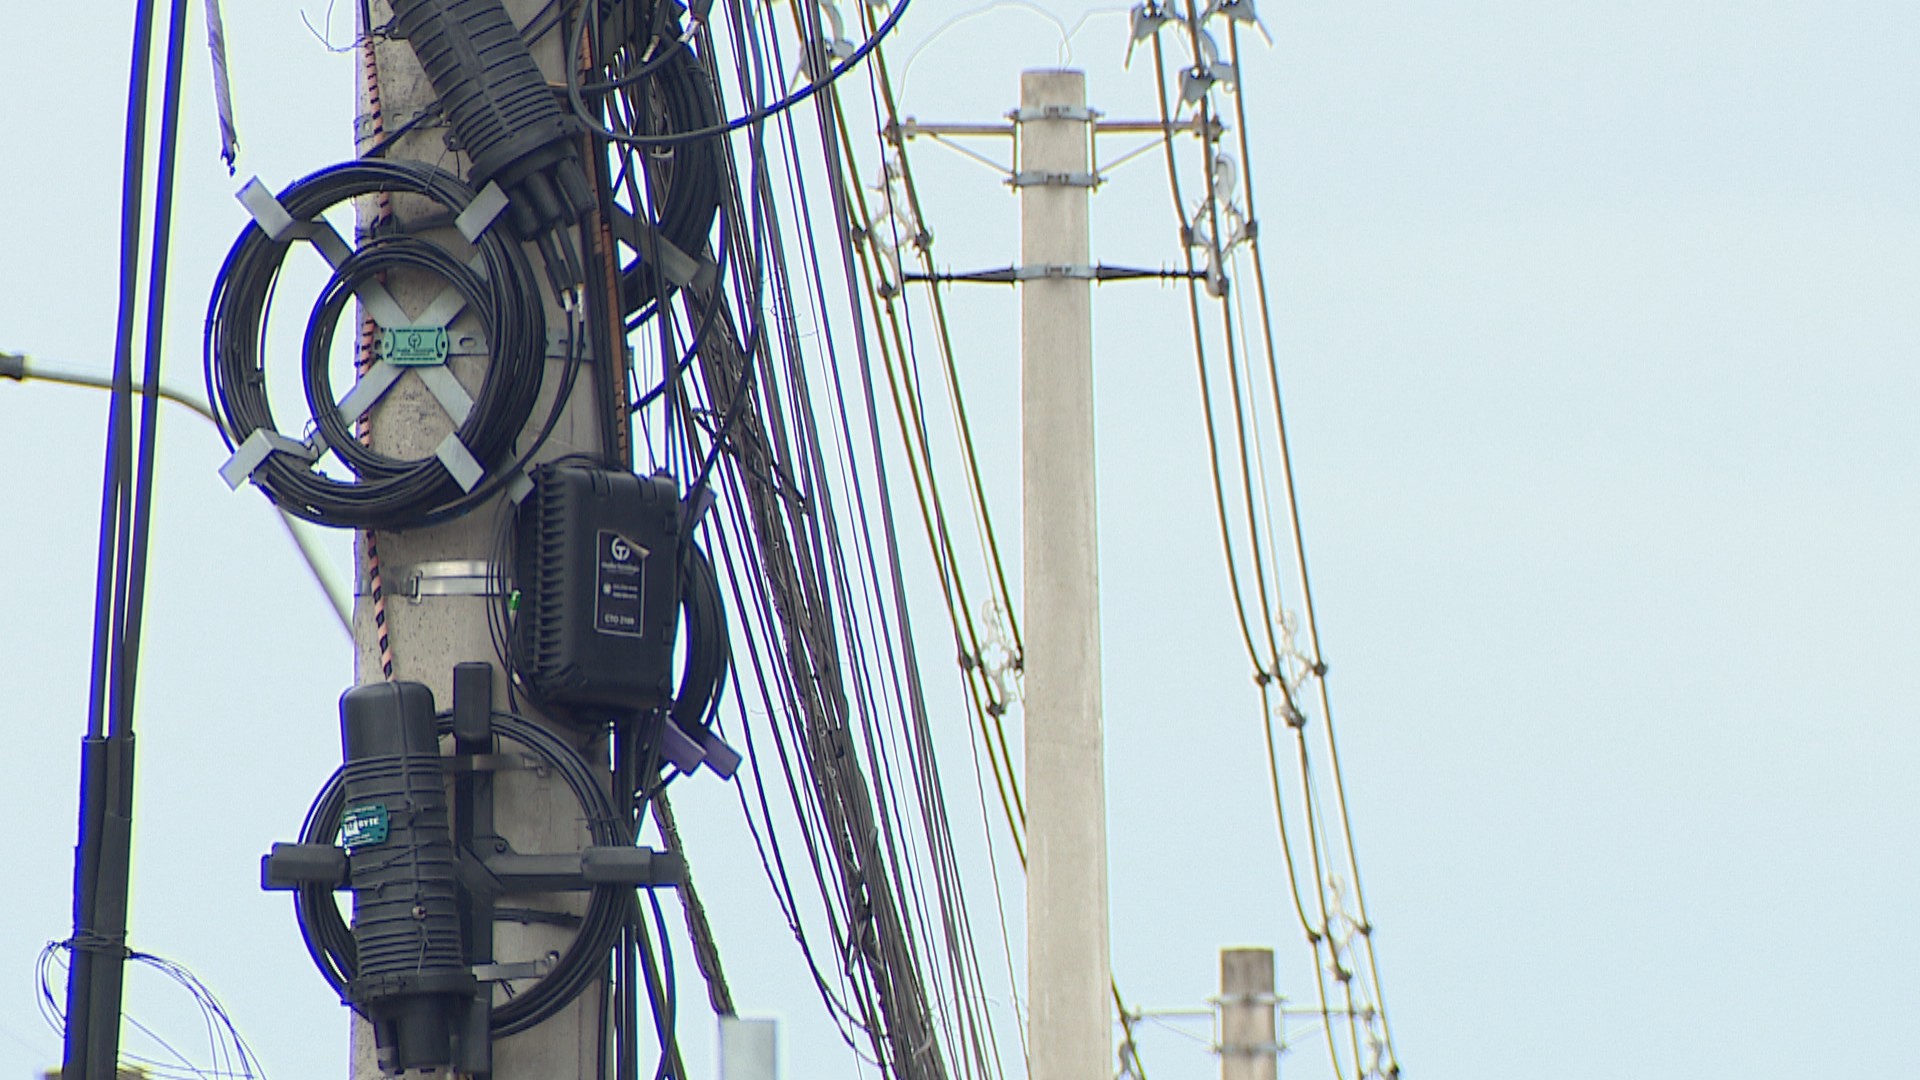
xmin=607 ymin=207 xmax=719 ymax=292
xmin=224 ymin=176 xmax=510 ymax=496
xmin=885 ymin=115 xmax=1226 ymax=148
xmin=1218 ymin=1041 xmax=1286 ymax=1056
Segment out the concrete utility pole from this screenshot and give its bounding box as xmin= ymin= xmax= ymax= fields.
xmin=349 ymin=2 xmax=607 ymax=1077
xmin=1019 ymin=68 xmax=1113 ymax=1080
xmin=1219 ymin=948 xmax=1278 ymax=1080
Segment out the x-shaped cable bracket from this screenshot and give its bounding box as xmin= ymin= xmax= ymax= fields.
xmin=221 ymin=178 xmax=510 ymax=493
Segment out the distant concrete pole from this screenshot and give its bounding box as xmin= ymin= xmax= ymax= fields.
xmin=1020 ymin=68 xmax=1111 ymax=1080
xmin=1219 ymin=948 xmax=1277 ymax=1080
xmin=719 ymin=1017 xmax=778 ymax=1080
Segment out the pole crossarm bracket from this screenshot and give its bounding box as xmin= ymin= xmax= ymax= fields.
xmin=1009 ymin=169 xmax=1102 ymax=188
xmin=904 ymin=263 xmax=1205 ymax=285
xmin=1010 ymin=103 xmax=1103 ymax=123
xmin=884 ymin=115 xmax=1223 ymax=140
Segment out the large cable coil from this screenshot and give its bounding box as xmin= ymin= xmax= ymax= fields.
xmin=578 ymin=3 xmax=724 ymax=318
xmin=205 ymin=160 xmax=552 ymax=530
xmin=293 ymin=708 xmax=630 ymax=1037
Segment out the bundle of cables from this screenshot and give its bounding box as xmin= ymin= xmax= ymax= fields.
xmin=205 ymin=159 xmax=561 ymax=530
xmin=573 ymin=0 xmax=725 ymax=319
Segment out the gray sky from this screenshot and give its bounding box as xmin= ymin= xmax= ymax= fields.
xmin=4 ymin=3 xmax=1919 ymax=1080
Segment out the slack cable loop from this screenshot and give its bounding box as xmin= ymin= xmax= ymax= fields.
xmin=207 ymin=160 xmax=554 ymax=529
xmin=564 ymin=0 xmax=914 ymax=147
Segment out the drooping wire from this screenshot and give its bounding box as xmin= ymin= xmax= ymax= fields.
xmin=1138 ymin=6 xmax=1402 ymax=1073
xmin=1219 ymin=18 xmax=1402 ymax=1072
xmin=564 ymin=0 xmax=916 ymax=148
xmin=40 ymin=942 xmax=265 ymax=1080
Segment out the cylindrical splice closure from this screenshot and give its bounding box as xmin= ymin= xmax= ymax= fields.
xmin=339 ymin=681 xmax=475 ymax=1073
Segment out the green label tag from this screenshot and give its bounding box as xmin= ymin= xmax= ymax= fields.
xmin=342 ymin=803 xmax=390 ymax=850
xmin=379 ymin=326 xmax=450 ymax=367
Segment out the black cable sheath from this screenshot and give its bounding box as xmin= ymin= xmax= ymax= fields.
xmin=66 ymin=0 xmax=188 ymax=1075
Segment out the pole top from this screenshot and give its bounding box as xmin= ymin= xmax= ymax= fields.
xmin=1021 ymin=68 xmax=1088 ymax=105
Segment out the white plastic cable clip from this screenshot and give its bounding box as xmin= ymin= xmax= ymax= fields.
xmin=455 ymin=182 xmax=510 ymax=243
xmin=219 ymin=428 xmax=321 ymax=490
xmin=434 ymin=433 xmax=485 ymax=492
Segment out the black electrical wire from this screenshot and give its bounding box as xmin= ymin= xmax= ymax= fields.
xmin=564 ymin=0 xmax=915 ymax=147
xmin=290 ymin=708 xmax=632 ymax=1036
xmin=205 ymin=159 xmax=560 ymax=530
xmin=668 ymin=541 xmax=730 ymax=735
xmin=582 ymin=2 xmax=725 ymax=318
xmin=66 ymin=0 xmax=189 ymax=1075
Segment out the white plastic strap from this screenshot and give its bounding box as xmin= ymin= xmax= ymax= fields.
xmin=416 ymin=365 xmax=475 ymax=426
xmin=434 ymin=434 xmax=485 ymax=492
xmin=236 ymin=178 xmax=298 ymax=241
xmin=455 ymin=182 xmax=510 ymax=242
xmin=219 ymin=428 xmax=320 ymax=490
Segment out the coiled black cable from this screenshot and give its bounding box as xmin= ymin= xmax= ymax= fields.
xmin=565 ymin=0 xmax=914 ymax=148
xmin=292 ymin=708 xmax=631 ymax=1036
xmin=575 ymin=0 xmax=725 ymax=318
xmin=205 ymin=160 xmax=552 ymax=529
xmin=668 ymin=541 xmax=729 ymax=736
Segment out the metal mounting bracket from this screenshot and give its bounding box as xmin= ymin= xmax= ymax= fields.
xmin=226 ymin=177 xmax=495 ymax=492
xmin=1009 ymin=104 xmax=1103 ymax=123
xmin=1008 ymin=170 xmax=1102 ymax=189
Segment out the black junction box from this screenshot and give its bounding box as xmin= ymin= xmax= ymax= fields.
xmin=514 ymin=464 xmax=681 ymax=713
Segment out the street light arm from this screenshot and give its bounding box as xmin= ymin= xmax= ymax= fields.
xmin=2 ymin=349 xmax=353 ymax=638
